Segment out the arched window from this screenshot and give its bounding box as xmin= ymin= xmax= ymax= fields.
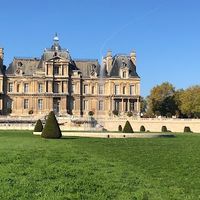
xmin=123 ymin=86 xmax=126 ymax=94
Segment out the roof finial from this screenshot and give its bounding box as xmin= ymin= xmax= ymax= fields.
xmin=53 ymin=33 xmax=59 ymax=42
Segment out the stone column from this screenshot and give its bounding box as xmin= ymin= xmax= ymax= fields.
xmin=122 ymin=98 xmax=124 ymax=112
xmin=61 ymin=65 xmax=63 ymax=75
xmin=137 ymin=97 xmax=140 ymax=114
xmin=112 ymin=98 xmax=115 ymax=111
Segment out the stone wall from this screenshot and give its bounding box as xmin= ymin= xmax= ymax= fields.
xmin=100 ymin=118 xmax=200 ymax=133
xmin=0 ymin=116 xmax=200 ymax=133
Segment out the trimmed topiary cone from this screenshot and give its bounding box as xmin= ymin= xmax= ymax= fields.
xmin=184 ymin=126 xmax=191 ymax=133
xmin=140 ymin=125 xmax=145 ymax=132
xmin=118 ymin=125 xmax=122 ymax=132
xmin=123 ymin=121 xmax=134 ymax=133
xmin=161 ymin=126 xmax=167 ymax=132
xmin=34 ymin=119 xmax=43 ymax=132
xmin=41 ymin=111 xmax=62 ymax=139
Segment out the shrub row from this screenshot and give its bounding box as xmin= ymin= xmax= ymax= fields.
xmin=118 ymin=124 xmax=193 ymax=133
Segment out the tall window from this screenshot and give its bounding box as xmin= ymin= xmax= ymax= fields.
xmin=114 ymin=85 xmax=119 ymax=95
xmin=99 ymin=85 xmax=104 ymax=94
xmin=71 ymin=84 xmax=75 ymax=93
xmin=17 ymin=84 xmax=20 ymax=92
xmin=98 ymin=100 xmax=104 ymax=111
xmin=8 ymin=83 xmax=13 ymax=92
xmin=24 ymin=83 xmax=29 ymax=93
xmin=24 ymin=99 xmax=29 ymax=109
xmin=70 ymin=99 xmax=75 ymax=110
xmin=54 ymin=65 xmax=59 ymax=75
xmin=130 ymin=85 xmax=135 ymax=95
xmin=123 ymin=86 xmax=126 ymax=94
xmin=38 ymin=99 xmax=43 ymax=110
xmin=38 ymin=83 xmax=43 ymax=93
xmin=54 ymin=82 xmax=59 ymax=93
xmin=83 ymin=100 xmax=88 ymax=110
xmin=123 ymin=71 xmax=127 ymax=78
xmin=91 ymin=86 xmax=95 ymax=94
xmin=84 ymin=85 xmax=88 ymax=94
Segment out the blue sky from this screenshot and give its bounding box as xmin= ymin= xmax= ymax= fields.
xmin=1 ymin=0 xmax=200 ymax=97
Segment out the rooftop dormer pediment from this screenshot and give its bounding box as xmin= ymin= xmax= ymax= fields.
xmin=46 ymin=55 xmax=68 ymax=63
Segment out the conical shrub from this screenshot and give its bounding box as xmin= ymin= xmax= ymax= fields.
xmin=184 ymin=126 xmax=192 ymax=133
xmin=161 ymin=126 xmax=167 ymax=132
xmin=118 ymin=125 xmax=122 ymax=132
xmin=41 ymin=111 xmax=62 ymax=139
xmin=140 ymin=125 xmax=145 ymax=132
xmin=123 ymin=121 xmax=134 ymax=133
xmin=34 ymin=119 xmax=43 ymax=132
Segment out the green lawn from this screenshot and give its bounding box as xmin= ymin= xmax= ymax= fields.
xmin=0 ymin=131 xmax=200 ymax=200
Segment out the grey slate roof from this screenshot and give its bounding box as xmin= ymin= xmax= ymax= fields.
xmin=74 ymin=59 xmax=101 ymax=77
xmin=109 ymin=55 xmax=139 ymax=77
xmin=6 ymin=57 xmax=40 ymax=75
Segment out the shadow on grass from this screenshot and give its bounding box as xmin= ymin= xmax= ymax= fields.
xmin=61 ymin=136 xmax=80 ymax=140
xmin=159 ymin=134 xmax=176 ymax=138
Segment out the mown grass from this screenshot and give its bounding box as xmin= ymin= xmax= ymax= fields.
xmin=0 ymin=130 xmax=200 ymax=199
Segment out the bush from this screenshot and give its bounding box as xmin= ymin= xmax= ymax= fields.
xmin=161 ymin=126 xmax=167 ymax=132
xmin=112 ymin=110 xmax=119 ymax=116
xmin=118 ymin=125 xmax=122 ymax=132
xmin=28 ymin=110 xmax=33 ymax=114
xmin=184 ymin=126 xmax=192 ymax=133
xmin=41 ymin=111 xmax=62 ymax=139
xmin=140 ymin=125 xmax=146 ymax=132
xmin=123 ymin=121 xmax=134 ymax=133
xmin=166 ymin=112 xmax=172 ymax=118
xmin=34 ymin=119 xmax=43 ymax=132
xmin=88 ymin=111 xmax=94 ymax=116
xmin=127 ymin=111 xmax=133 ymax=117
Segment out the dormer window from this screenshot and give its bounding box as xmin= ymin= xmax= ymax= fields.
xmin=90 ymin=64 xmax=97 ymax=77
xmin=120 ymin=68 xmax=128 ymax=78
xmin=123 ymin=71 xmax=126 ymax=78
xmin=18 ymin=62 xmax=23 ymax=67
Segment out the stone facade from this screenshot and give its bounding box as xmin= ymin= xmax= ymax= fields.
xmin=0 ymin=35 xmax=140 ymax=117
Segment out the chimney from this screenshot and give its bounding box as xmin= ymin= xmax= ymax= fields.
xmin=0 ymin=48 xmax=4 ymax=65
xmin=105 ymin=50 xmax=112 ymax=75
xmin=130 ymin=50 xmax=136 ymax=65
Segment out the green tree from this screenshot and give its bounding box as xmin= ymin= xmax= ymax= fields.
xmin=34 ymin=119 xmax=43 ymax=132
xmin=140 ymin=96 xmax=147 ymax=114
xmin=147 ymin=82 xmax=178 ymax=117
xmin=41 ymin=111 xmax=62 ymax=139
xmin=123 ymin=121 xmax=134 ymax=133
xmin=178 ymin=86 xmax=200 ymax=118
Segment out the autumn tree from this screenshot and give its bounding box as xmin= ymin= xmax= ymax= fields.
xmin=147 ymin=82 xmax=178 ymax=117
xmin=140 ymin=96 xmax=147 ymax=114
xmin=177 ymin=86 xmax=200 ymax=118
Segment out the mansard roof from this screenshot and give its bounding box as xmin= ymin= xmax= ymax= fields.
xmin=109 ymin=54 xmax=139 ymax=78
xmin=6 ymin=57 xmax=40 ymax=75
xmin=74 ymin=59 xmax=101 ymax=78
xmin=5 ymin=35 xmax=139 ymax=78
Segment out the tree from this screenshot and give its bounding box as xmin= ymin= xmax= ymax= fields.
xmin=177 ymin=86 xmax=200 ymax=118
xmin=123 ymin=121 xmax=134 ymax=133
xmin=147 ymin=82 xmax=178 ymax=117
xmin=41 ymin=111 xmax=62 ymax=139
xmin=34 ymin=119 xmax=43 ymax=132
xmin=140 ymin=96 xmax=147 ymax=114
